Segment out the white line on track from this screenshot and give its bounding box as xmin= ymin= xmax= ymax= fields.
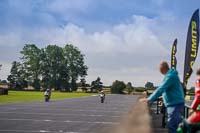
xmin=0 ymin=118 xmax=120 ymax=125
xmin=0 ymin=111 xmax=121 ymax=117
xmin=0 ymin=107 xmax=124 ymax=113
xmin=0 ymin=129 xmax=91 ymax=133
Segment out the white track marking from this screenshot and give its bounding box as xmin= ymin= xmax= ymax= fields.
xmin=0 ymin=129 xmax=90 ymax=133
xmin=0 ymin=118 xmax=120 ymax=125
xmin=39 ymin=130 xmax=49 ymax=133
xmin=0 ymin=108 xmax=124 ymax=113
xmin=0 ymin=111 xmax=121 ymax=117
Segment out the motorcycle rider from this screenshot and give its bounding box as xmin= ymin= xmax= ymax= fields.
xmin=44 ymin=89 xmax=50 ymax=102
xmin=99 ymin=90 xmax=105 ymax=103
xmin=179 ymin=68 xmax=200 ymax=132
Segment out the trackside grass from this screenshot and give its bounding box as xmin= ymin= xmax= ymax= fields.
xmin=0 ymin=91 xmax=96 ymax=104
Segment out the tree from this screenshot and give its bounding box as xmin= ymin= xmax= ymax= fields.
xmin=20 ymin=44 xmax=42 ymax=90
xmin=145 ymin=82 xmax=154 ymax=89
xmin=63 ymin=44 xmax=88 ymax=91
xmin=41 ymin=45 xmax=69 ymax=91
xmin=8 ymin=43 xmax=88 ymax=91
xmin=126 ymin=82 xmax=134 ymax=94
xmin=0 ymin=80 xmax=7 ymax=84
xmin=91 ymin=77 xmax=103 ymax=92
xmin=7 ymin=61 xmax=28 ymax=90
xmin=80 ymin=78 xmax=87 ymax=92
xmin=111 ymin=80 xmax=126 ymax=94
xmin=0 ymin=64 xmax=2 ymax=81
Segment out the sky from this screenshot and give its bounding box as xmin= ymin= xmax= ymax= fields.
xmin=0 ymin=0 xmax=200 ymax=87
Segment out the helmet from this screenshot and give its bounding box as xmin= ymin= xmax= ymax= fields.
xmin=101 ymin=91 xmax=104 ymax=93
xmin=195 ymin=80 xmax=200 ymax=92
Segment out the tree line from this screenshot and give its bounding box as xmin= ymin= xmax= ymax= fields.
xmin=110 ymin=81 xmax=157 ymax=94
xmin=2 ymin=46 xmax=161 ymax=94
xmin=111 ymin=80 xmax=134 ymax=94
xmin=7 ymin=44 xmax=88 ymax=91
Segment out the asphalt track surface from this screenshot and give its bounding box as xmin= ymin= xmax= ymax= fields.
xmin=0 ymin=94 xmax=139 ymax=133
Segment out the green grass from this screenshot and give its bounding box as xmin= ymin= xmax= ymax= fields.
xmin=0 ymin=91 xmax=96 ymax=104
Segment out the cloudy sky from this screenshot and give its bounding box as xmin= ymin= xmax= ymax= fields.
xmin=0 ymin=0 xmax=200 ymax=87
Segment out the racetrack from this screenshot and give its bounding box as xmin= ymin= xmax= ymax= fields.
xmin=0 ymin=94 xmax=139 ymax=133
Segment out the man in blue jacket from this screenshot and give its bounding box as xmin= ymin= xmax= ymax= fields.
xmin=140 ymin=61 xmax=185 ymax=133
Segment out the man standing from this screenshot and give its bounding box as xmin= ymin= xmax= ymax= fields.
xmin=140 ymin=61 xmax=185 ymax=133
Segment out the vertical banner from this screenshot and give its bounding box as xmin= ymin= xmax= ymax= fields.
xmin=171 ymin=39 xmax=177 ymax=69
xmin=183 ymin=9 xmax=199 ymax=94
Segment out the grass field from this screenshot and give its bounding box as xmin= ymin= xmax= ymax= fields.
xmin=0 ymin=91 xmax=96 ymax=104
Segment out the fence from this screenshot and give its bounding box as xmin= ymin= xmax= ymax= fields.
xmin=154 ymin=98 xmax=192 ymax=128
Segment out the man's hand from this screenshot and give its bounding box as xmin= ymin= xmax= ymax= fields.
xmin=139 ymin=98 xmax=148 ymax=103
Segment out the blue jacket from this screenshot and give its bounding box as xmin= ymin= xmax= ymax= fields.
xmin=148 ymin=69 xmax=185 ymax=107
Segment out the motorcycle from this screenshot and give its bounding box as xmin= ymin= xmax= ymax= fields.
xmin=44 ymin=89 xmax=51 ymax=102
xmin=45 ymin=95 xmax=50 ymax=102
xmin=177 ymin=121 xmax=200 ymax=133
xmin=100 ymin=93 xmax=105 ymax=103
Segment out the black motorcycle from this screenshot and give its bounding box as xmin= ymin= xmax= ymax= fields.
xmin=100 ymin=93 xmax=105 ymax=103
xmin=45 ymin=95 xmax=50 ymax=102
xmin=100 ymin=97 xmax=105 ymax=103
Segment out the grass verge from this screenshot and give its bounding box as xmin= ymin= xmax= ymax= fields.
xmin=0 ymin=91 xmax=96 ymax=104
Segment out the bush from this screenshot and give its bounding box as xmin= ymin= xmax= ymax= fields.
xmin=111 ymin=80 xmax=126 ymax=94
xmin=134 ymin=87 xmax=146 ymax=92
xmin=0 ymin=89 xmax=8 ymax=95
